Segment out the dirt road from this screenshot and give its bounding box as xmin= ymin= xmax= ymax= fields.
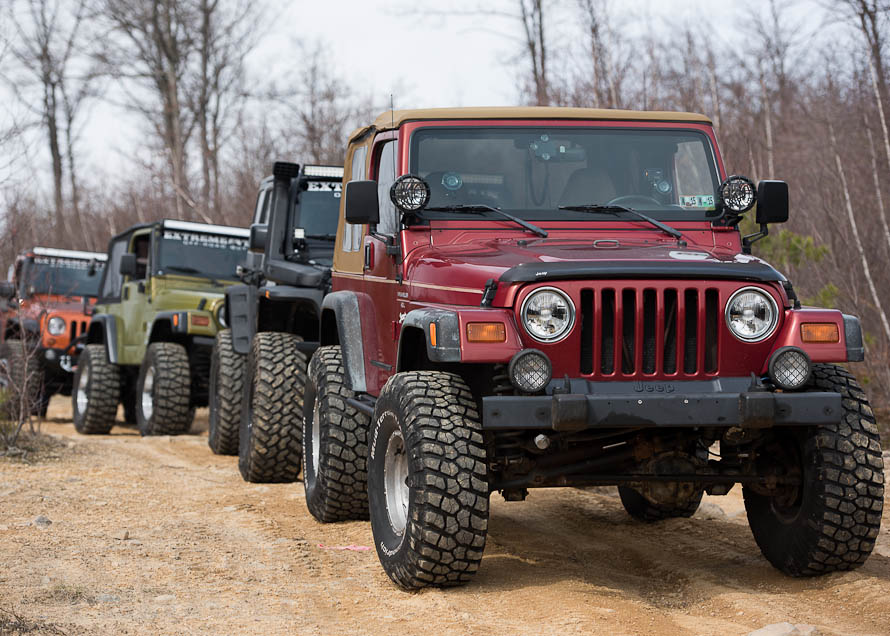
xmin=1 ymin=397 xmax=888 ymax=635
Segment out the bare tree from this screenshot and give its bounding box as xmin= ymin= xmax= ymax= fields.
xmin=97 ymin=0 xmax=197 ymax=220
xmin=3 ymin=0 xmax=91 ymax=241
xmin=189 ymin=0 xmax=258 ymax=218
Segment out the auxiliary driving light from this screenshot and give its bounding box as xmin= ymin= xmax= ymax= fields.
xmin=508 ymin=349 xmax=552 ymax=393
xmin=719 ymin=175 xmax=756 ymax=213
xmin=390 ymin=174 xmax=430 ymax=212
xmin=768 ymin=346 xmax=812 ymax=390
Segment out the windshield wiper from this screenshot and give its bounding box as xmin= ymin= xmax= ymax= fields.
xmin=424 ymin=204 xmax=548 ymax=238
xmin=164 ymin=264 xmax=223 ymax=286
xmin=558 ymin=204 xmax=686 ymax=245
xmin=165 ymin=265 xmax=201 ymax=274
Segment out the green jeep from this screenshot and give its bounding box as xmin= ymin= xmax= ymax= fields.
xmin=72 ymin=220 xmax=249 ymax=435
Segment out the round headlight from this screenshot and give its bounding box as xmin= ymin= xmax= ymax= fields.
xmin=47 ymin=316 xmax=66 ymax=336
xmin=725 ymin=287 xmax=779 ymax=342
xmin=521 ymin=287 xmax=575 ymax=343
xmin=216 ymin=305 xmax=228 ymax=328
xmin=769 ymin=347 xmax=812 ymax=390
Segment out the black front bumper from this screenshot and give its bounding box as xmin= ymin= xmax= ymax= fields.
xmin=482 ymin=378 xmax=842 ymax=431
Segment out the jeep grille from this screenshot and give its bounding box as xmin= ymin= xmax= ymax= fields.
xmin=578 ymin=286 xmax=720 ymax=377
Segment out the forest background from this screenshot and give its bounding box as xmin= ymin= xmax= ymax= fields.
xmin=1 ymin=0 xmax=889 ymax=404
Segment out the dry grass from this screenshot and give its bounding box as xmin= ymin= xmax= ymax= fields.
xmin=0 ymin=607 xmax=68 ymax=635
xmin=38 ymin=584 xmax=95 ymax=606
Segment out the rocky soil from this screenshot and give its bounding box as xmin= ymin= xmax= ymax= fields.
xmin=1 ymin=396 xmax=888 ymax=635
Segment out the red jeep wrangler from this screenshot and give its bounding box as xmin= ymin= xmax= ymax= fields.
xmin=302 ymin=107 xmax=882 ymax=589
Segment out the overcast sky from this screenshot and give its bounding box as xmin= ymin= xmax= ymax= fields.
xmin=1 ymin=0 xmax=838 ymax=188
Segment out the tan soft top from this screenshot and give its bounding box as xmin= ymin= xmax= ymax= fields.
xmin=348 ymin=107 xmax=712 ymax=142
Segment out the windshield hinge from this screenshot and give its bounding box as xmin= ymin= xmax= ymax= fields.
xmin=480 ymin=279 xmax=498 ymax=307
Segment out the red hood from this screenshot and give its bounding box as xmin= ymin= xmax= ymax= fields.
xmin=404 ymin=235 xmax=774 ymax=294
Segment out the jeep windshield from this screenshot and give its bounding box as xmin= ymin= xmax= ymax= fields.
xmin=409 ymin=126 xmax=720 ymax=222
xmin=21 ymin=256 xmax=105 ymax=297
xmin=296 ymin=181 xmax=341 ymax=238
xmin=157 ymin=230 xmax=248 ymax=281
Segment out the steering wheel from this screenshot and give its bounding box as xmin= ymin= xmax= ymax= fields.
xmin=607 ymin=194 xmax=662 ymax=208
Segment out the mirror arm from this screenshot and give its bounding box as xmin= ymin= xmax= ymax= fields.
xmin=742 ymin=222 xmax=769 ymax=255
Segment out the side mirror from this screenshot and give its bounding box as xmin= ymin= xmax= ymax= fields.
xmin=344 ymin=180 xmax=380 ymax=225
xmin=755 ymin=180 xmax=789 ymax=225
xmin=119 ymin=253 xmax=137 ymax=277
xmin=249 ymin=223 xmax=268 ymax=253
xmin=0 ymin=280 xmax=15 ymax=299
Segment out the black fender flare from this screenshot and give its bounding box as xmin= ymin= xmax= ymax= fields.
xmin=320 ymin=291 xmax=370 ymax=392
xmin=86 ymin=314 xmax=121 ymax=364
xmin=4 ymin=317 xmax=39 ymax=340
xmin=397 ymin=308 xmax=461 ymax=370
xmin=226 ymin=284 xmax=257 ymax=355
xmin=147 ymin=311 xmax=189 ymax=343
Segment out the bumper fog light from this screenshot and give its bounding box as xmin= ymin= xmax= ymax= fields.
xmin=769 ymin=347 xmax=812 ymax=390
xmin=508 ymin=349 xmax=552 ymax=393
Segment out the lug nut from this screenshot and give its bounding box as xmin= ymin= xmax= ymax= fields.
xmin=534 ymin=434 xmax=551 ymax=450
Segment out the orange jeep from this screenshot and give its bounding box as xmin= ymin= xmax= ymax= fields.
xmin=0 ymin=247 xmax=107 ymax=415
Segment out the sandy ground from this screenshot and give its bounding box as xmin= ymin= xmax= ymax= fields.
xmin=0 ymin=396 xmax=889 ymax=636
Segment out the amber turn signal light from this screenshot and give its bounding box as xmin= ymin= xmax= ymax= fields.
xmin=191 ymin=314 xmax=210 ymax=327
xmin=800 ymin=323 xmax=839 ymax=343
xmin=429 ymin=322 xmax=437 ymax=347
xmin=467 ymin=322 xmax=506 ymax=343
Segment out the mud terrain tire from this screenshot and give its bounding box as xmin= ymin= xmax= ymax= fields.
xmin=618 ymin=486 xmax=703 ymax=522
xmin=4 ymin=339 xmax=43 ymax=420
xmin=136 ymin=342 xmax=193 ymax=436
xmin=368 ymin=371 xmax=489 ymax=589
xmin=208 ymin=329 xmax=243 ymax=455
xmin=72 ymin=344 xmax=120 ymax=434
xmin=238 ymin=332 xmax=304 ymax=483
xmin=744 ymin=364 xmax=884 ymax=576
xmin=302 ymin=346 xmax=370 ymax=522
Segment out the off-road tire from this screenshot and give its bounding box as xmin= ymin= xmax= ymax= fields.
xmin=5 ymin=339 xmax=42 ymax=421
xmin=208 ymin=329 xmax=244 ymax=455
xmin=368 ymin=371 xmax=489 ymax=589
xmin=72 ymin=344 xmax=120 ymax=434
xmin=238 ymin=332 xmax=305 ymax=483
xmin=618 ymin=486 xmax=703 ymax=522
xmin=744 ymin=364 xmax=884 ymax=576
xmin=0 ymin=342 xmax=8 ymax=390
xmin=136 ymin=342 xmax=193 ymax=436
xmin=302 ymin=346 xmax=370 ymax=522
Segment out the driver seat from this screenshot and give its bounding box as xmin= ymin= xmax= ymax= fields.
xmin=559 ymin=168 xmax=617 ymax=207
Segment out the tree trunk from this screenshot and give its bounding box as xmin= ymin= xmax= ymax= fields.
xmin=865 ymin=117 xmax=890 ymax=256
xmin=830 ymin=122 xmax=890 ymax=346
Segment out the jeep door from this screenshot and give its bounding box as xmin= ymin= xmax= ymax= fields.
xmin=361 ymin=133 xmax=402 ymax=385
xmin=120 ymin=230 xmax=152 ymax=364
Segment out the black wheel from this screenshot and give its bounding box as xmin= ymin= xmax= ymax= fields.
xmin=136 ymin=342 xmax=193 ymax=436
xmin=208 ymin=329 xmax=244 ymax=455
xmin=4 ymin=339 xmax=42 ymax=421
xmin=744 ymin=364 xmax=884 ymax=576
xmin=72 ymin=344 xmax=120 ymax=434
xmin=302 ymin=346 xmax=370 ymax=522
xmin=618 ymin=486 xmax=703 ymax=522
xmin=368 ymin=371 xmax=489 ymax=589
xmin=238 ymin=332 xmax=304 ymax=483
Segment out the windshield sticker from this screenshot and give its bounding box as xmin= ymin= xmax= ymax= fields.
xmin=680 ymin=195 xmax=715 ymax=208
xmin=33 ymin=257 xmax=97 ymax=270
xmin=162 ymin=231 xmax=247 ymax=251
xmin=307 ymin=181 xmax=343 ymax=192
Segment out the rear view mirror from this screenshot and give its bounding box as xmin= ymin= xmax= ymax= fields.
xmin=119 ymin=253 xmax=137 ymax=277
xmin=345 ymin=180 xmax=380 ymax=225
xmin=249 ymin=223 xmax=268 ymax=253
xmin=0 ymin=281 xmax=15 ymax=299
xmin=755 ymin=180 xmax=789 ymax=225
